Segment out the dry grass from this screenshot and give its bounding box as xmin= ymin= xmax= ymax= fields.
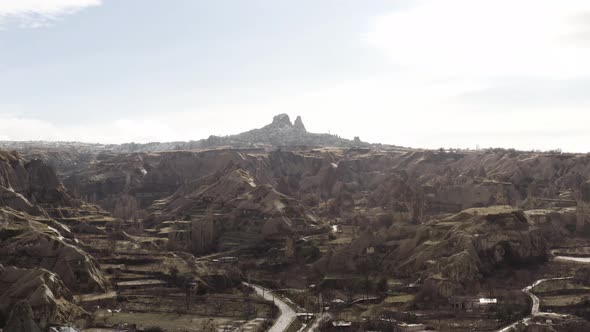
xmin=541 ymin=294 xmax=590 ymax=307
xmin=383 ymin=294 xmax=415 ymax=304
xmin=93 ymin=310 xmax=234 ymax=332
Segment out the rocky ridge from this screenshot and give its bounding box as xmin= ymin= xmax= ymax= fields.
xmin=0 ymin=151 xmax=109 ymax=330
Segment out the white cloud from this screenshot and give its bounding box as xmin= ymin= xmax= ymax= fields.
xmin=3 ymin=0 xmax=590 ymax=152
xmin=0 ymin=107 xmax=276 ymax=145
xmin=0 ymin=0 xmax=100 ymax=27
xmin=2 ymin=75 xmax=590 ymax=153
xmin=365 ymin=0 xmax=590 ymax=79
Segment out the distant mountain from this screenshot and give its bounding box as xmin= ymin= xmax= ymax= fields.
xmin=197 ymin=113 xmax=370 ymax=150
xmin=0 ymin=114 xmax=374 ymax=155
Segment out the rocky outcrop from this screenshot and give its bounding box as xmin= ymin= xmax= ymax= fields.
xmin=392 ymin=206 xmax=548 ymax=296
xmin=0 ymin=151 xmax=110 ymax=295
xmin=0 ymin=151 xmax=76 ymax=211
xmin=200 ymin=114 xmax=369 ymax=149
xmin=0 ymin=150 xmax=103 ymax=224
xmin=270 ymin=113 xmax=292 ymax=127
xmin=148 ymin=168 xmax=259 ymax=221
xmin=0 ymin=266 xmax=86 ymax=330
xmin=228 ymin=183 xmax=320 ymax=236
xmin=0 ymin=185 xmax=43 ymax=216
xmin=0 ymin=114 xmax=374 ymax=156
xmin=294 ymin=115 xmax=306 ymax=132
xmin=63 ymin=153 xmax=151 ymax=211
xmin=0 ymin=208 xmax=109 ymax=293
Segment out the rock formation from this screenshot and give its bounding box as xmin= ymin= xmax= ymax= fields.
xmin=3 ymin=300 xmax=42 ymax=332
xmin=315 ymin=206 xmax=550 ymax=298
xmin=395 ymin=206 xmax=548 ymax=296
xmin=148 ymin=167 xmax=324 ymax=253
xmin=0 ymin=151 xmax=76 ymax=212
xmin=294 ymin=115 xmax=306 ymax=132
xmin=0 ymin=267 xmax=86 ymax=330
xmin=0 ymin=207 xmax=109 ymax=292
xmin=2 ymin=114 xmax=372 ymax=155
xmin=0 ymin=150 xmax=110 ymax=331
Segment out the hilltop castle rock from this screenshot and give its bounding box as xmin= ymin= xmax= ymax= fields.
xmin=294 ymin=115 xmax=306 ymax=132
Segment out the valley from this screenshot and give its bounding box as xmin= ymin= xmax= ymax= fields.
xmin=2 ymin=115 xmax=590 ymax=332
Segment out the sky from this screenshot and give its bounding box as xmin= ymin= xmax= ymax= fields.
xmin=1 ymin=0 xmax=590 ymax=152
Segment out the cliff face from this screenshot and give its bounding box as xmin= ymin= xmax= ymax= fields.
xmin=0 ymin=151 xmax=75 ymax=211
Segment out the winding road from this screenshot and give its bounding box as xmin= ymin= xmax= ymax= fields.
xmin=243 ymin=282 xmax=298 ymax=332
xmin=497 ymin=254 xmax=588 ymax=332
xmin=247 ymin=254 xmax=590 ymax=332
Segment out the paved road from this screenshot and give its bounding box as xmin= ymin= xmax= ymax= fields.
xmin=554 ymin=255 xmax=590 ymax=263
xmin=244 ymin=283 xmax=297 ymax=332
xmin=497 ymin=277 xmax=570 ymax=332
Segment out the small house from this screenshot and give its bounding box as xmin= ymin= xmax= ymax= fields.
xmin=332 ymin=321 xmax=352 ymax=329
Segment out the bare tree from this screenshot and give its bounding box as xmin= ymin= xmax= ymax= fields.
xmin=191 ymin=207 xmax=215 ymax=254
xmin=112 ymin=194 xmax=139 ymax=222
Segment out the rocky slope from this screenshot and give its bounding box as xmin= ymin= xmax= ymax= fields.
xmin=0 ymin=151 xmax=71 ymax=203
xmin=314 ymin=206 xmax=550 ymax=298
xmin=0 ymin=265 xmax=86 ymax=330
xmin=147 ymin=167 xmax=324 ymax=254
xmin=0 ymin=151 xmax=110 ymax=329
xmin=396 ymin=206 xmax=549 ymax=295
xmin=0 ymin=207 xmax=109 ymax=292
xmin=60 ymin=147 xmax=590 ymax=222
xmin=12 ymin=116 xmax=589 ymax=228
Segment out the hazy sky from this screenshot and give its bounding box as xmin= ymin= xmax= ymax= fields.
xmin=1 ymin=1 xmax=590 ymax=152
